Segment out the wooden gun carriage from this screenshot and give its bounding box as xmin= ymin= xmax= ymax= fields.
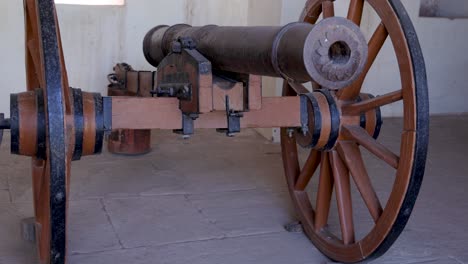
xmin=1 ymin=0 xmax=428 ymax=263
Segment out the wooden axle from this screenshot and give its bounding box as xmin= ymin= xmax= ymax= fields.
xmin=10 ymin=88 xmax=104 ymax=160
xmin=8 ymin=91 xmax=304 ymax=158
xmin=8 ymin=89 xmax=382 ymax=158
xmin=110 ymin=96 xmax=302 ymax=130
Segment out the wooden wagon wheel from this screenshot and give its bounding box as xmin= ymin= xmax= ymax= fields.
xmin=281 ymin=0 xmax=428 ymax=263
xmin=15 ymin=2 xmax=104 ymax=263
xmin=21 ymin=0 xmax=73 ymax=263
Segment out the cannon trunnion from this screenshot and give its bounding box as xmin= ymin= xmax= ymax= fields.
xmin=1 ymin=0 xmax=428 ymax=263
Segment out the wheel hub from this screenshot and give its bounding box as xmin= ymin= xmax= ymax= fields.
xmin=296 ymin=91 xmax=382 ymax=151
xmin=8 ymin=88 xmax=106 ymax=161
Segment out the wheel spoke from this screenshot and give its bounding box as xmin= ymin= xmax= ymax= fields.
xmin=25 ymin=0 xmax=39 ymax=36
xmin=367 ymin=23 xmax=389 ymax=66
xmin=337 ymin=142 xmax=383 ymax=222
xmin=288 ymin=82 xmax=310 ymax=95
xmin=322 ymin=0 xmax=335 ymax=18
xmin=27 ymin=41 xmax=45 ymax=88
xmin=330 ymin=151 xmax=355 ymax=245
xmin=343 ymin=125 xmax=400 ymax=169
xmin=342 ymin=90 xmax=403 ymax=115
xmin=280 ymin=129 xmax=301 ymax=185
xmin=314 ymin=152 xmax=334 ymax=230
xmin=283 ymin=81 xmax=297 ymax=96
xmin=31 ymin=159 xmax=50 ymax=262
xmin=25 ymin=0 xmax=43 ymax=90
xmin=311 ymin=81 xmax=321 ymax=90
xmin=347 ymin=0 xmax=364 ymax=25
xmin=31 ymin=159 xmax=47 ymax=216
xmin=338 ymin=23 xmax=389 ymax=100
xmin=301 ymin=2 xmax=322 ymax=24
xmin=54 ymin=10 xmax=73 ymax=115
xmin=295 ymin=150 xmax=321 ymax=191
xmin=296 ymin=190 xmax=316 ymax=224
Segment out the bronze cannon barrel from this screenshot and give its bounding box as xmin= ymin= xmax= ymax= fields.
xmin=143 ymin=18 xmax=368 ymax=88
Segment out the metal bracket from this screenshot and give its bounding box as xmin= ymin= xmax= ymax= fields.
xmin=178 ymin=37 xmax=197 ymax=50
xmin=296 ymin=93 xmax=322 ymax=149
xmin=300 ymin=94 xmax=310 ymax=136
xmin=171 ymin=37 xmax=197 ymax=54
xmin=152 ymin=83 xmax=192 ymax=101
xmin=217 ymin=95 xmax=243 ymax=137
xmin=173 ymin=113 xmax=198 ymax=138
xmin=156 ymin=41 xmax=213 ymax=115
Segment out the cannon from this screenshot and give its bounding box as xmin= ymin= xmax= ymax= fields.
xmin=1 ymin=0 xmax=428 ymax=263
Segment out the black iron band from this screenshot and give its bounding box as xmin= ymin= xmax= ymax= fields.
xmin=317 ymin=89 xmax=340 ymax=151
xmin=36 ymin=89 xmax=46 ymax=160
xmin=369 ymin=94 xmax=383 ymax=139
xmin=10 ymin=93 xmax=19 ymax=155
xmin=103 ymin=97 xmax=112 ymax=131
xmin=271 ymin=22 xmax=299 ymax=82
xmin=357 ymin=95 xmax=367 ymax=129
xmin=151 ymin=71 xmax=156 ymax=96
xmin=38 ymin=0 xmax=67 ymax=262
xmin=72 ymin=88 xmax=83 ymax=161
xmin=137 ymin=71 xmax=141 ymax=95
xmin=300 ymin=93 xmax=322 ymax=148
xmin=93 ymin=93 xmax=104 ymax=154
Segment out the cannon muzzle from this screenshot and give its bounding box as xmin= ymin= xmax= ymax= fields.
xmin=143 ymin=17 xmax=368 ymax=89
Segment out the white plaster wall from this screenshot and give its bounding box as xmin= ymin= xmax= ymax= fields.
xmin=0 ymin=1 xmax=26 ymax=116
xmin=400 ymin=0 xmax=468 ymax=115
xmin=122 ymin=0 xmax=186 ymax=70
xmin=0 ymin=0 xmax=467 ymax=120
xmin=58 ymin=5 xmax=124 ymax=94
xmin=60 ymin=1 xmax=186 ymax=94
xmin=187 ymin=0 xmax=249 ymax=26
xmin=0 ymin=0 xmax=185 ymax=116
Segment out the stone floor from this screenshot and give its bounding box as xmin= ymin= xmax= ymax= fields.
xmin=0 ymin=115 xmax=467 ymax=264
